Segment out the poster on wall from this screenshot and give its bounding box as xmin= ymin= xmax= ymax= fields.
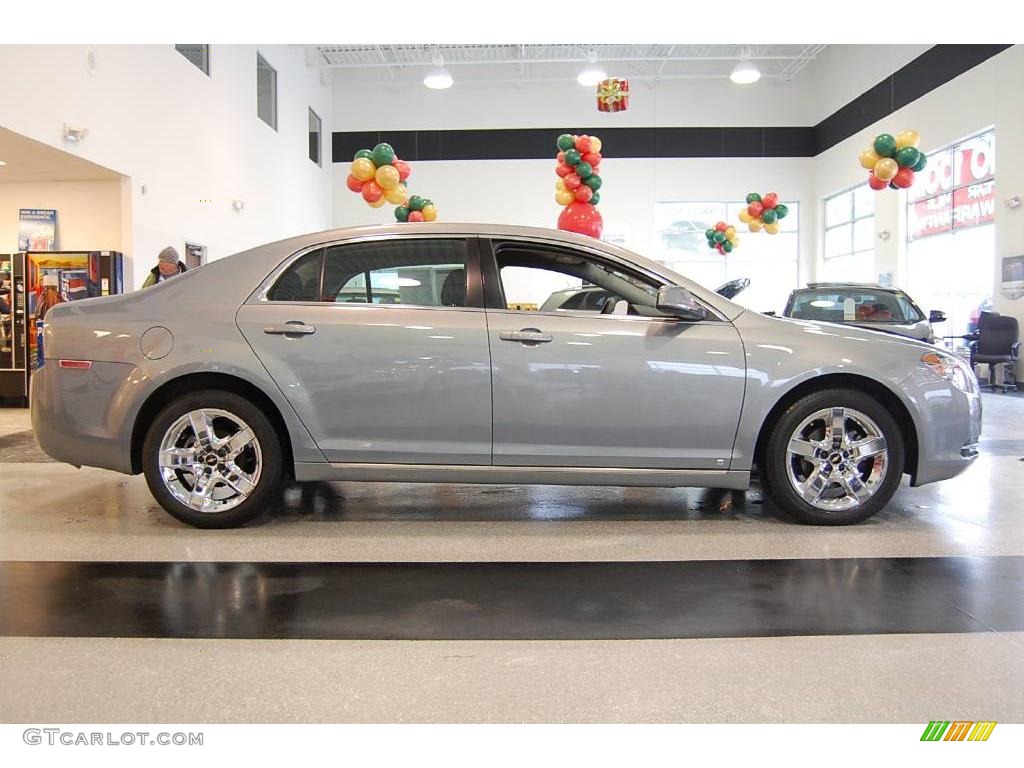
xmin=1001 ymin=254 xmax=1024 ymax=300
xmin=908 ymin=131 xmax=995 ymax=241
xmin=18 ymin=209 xmax=58 ymax=252
xmin=184 ymin=242 xmax=206 ymax=270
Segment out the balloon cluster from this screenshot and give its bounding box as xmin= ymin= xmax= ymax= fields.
xmin=859 ymin=130 xmax=926 ymax=190
xmin=737 ymin=192 xmax=789 ymax=234
xmin=346 ymin=143 xmax=412 ymax=209
xmin=394 ymin=195 xmax=438 ymax=223
xmin=706 ymin=222 xmax=739 ymax=254
xmin=554 ymin=133 xmax=604 ymax=239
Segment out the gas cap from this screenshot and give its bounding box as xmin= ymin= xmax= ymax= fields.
xmin=141 ymin=326 xmax=173 ymax=360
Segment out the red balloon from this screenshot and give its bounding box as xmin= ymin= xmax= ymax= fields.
xmin=714 ymin=221 xmax=728 ymax=232
xmin=574 ymin=185 xmax=594 ymax=203
xmin=556 ymin=151 xmax=565 ymax=164
xmin=394 ymin=159 xmax=411 ymax=181
xmin=361 ymin=181 xmax=383 ymax=203
xmin=762 ymin=192 xmax=779 ymax=209
xmin=575 ymin=135 xmax=592 ymax=153
xmin=583 ymin=151 xmax=602 ymax=167
xmin=407 ymin=210 xmax=425 ymax=222
xmin=564 ymin=173 xmax=582 ymax=190
xmin=555 ymin=163 xmax=573 ymax=178
xmin=747 ymin=202 xmax=764 ymax=218
xmin=892 ymin=167 xmax=915 ymax=189
xmin=557 ymin=200 xmax=604 ymax=239
xmin=868 ymin=172 xmax=888 ymax=191
xmin=716 ymin=243 xmax=725 ymax=255
xmin=346 ymin=174 xmax=364 ymax=193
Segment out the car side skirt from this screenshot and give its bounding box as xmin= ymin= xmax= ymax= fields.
xmin=293 ymin=462 xmax=751 ymax=489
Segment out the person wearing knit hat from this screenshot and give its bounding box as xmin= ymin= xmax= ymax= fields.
xmin=142 ymin=246 xmax=188 ymax=288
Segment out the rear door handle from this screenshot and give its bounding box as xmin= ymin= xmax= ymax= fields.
xmin=499 ymin=328 xmax=553 ymax=344
xmin=264 ymin=322 xmax=316 ymax=336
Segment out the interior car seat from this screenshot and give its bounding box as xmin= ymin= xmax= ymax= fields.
xmin=439 ymin=269 xmax=467 ymax=307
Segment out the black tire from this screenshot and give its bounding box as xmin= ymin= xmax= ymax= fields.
xmin=142 ymin=390 xmax=283 ymax=528
xmin=762 ymin=388 xmax=904 ymax=525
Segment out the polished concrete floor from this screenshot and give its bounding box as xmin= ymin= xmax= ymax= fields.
xmin=0 ymin=393 xmax=1022 ymax=722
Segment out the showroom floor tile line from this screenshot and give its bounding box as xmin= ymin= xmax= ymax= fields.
xmin=0 ymin=556 xmax=1021 ymax=641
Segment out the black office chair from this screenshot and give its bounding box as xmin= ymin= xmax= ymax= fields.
xmin=972 ymin=313 xmax=1020 ymax=393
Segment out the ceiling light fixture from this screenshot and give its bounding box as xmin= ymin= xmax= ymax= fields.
xmin=730 ymin=50 xmax=761 ymax=85
xmin=0 ymin=160 xmax=6 ymax=166
xmin=577 ymin=49 xmax=606 ymax=87
xmin=423 ymin=53 xmax=453 ymax=90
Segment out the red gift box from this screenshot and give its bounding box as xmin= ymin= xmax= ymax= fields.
xmin=597 ymin=78 xmax=629 ymax=112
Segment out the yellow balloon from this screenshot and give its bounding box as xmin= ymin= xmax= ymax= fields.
xmin=874 ymin=157 xmax=899 ymax=181
xmin=859 ymin=148 xmax=881 ymax=170
xmin=555 ymin=190 xmax=575 ymax=206
xmin=748 ymin=219 xmax=764 ymax=233
xmin=368 ymin=195 xmax=387 ymax=208
xmin=556 ymin=178 xmax=567 ymax=193
xmin=384 ymin=186 xmax=408 ymax=205
xmin=730 ymin=235 xmax=740 ymax=247
xmin=725 ymin=226 xmax=736 ymax=238
xmin=737 ymin=209 xmax=752 ymax=224
xmin=726 ymin=231 xmax=737 ymax=243
xmin=896 ymin=129 xmax=920 ymax=150
xmin=589 ymin=136 xmax=602 ymax=153
xmin=351 ymin=157 xmax=376 ymax=182
xmin=375 ymin=164 xmax=400 ymax=190
xmin=421 ymin=204 xmax=438 ymax=222
xmin=764 ymin=222 xmax=780 ymax=235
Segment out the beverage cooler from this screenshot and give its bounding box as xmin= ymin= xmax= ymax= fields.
xmin=0 ymin=251 xmax=124 ymax=405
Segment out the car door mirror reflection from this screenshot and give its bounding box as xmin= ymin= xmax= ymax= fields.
xmin=656 ymin=286 xmax=706 ymax=321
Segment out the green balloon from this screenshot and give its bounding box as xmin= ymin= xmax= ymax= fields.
xmin=873 ymin=134 xmax=897 ymax=158
xmin=584 ymin=174 xmax=602 ymax=191
xmin=556 ymin=134 xmax=575 ymax=151
xmin=713 ymin=231 xmax=726 ymax=244
xmin=912 ymin=153 xmax=928 ymax=172
xmin=354 ymin=149 xmax=374 ymax=161
xmin=773 ymin=203 xmax=789 ymax=219
xmin=895 ymin=146 xmax=921 ymax=168
xmin=705 ymin=228 xmax=715 ymax=240
xmin=722 ymin=241 xmax=734 ymax=253
xmin=407 ymin=195 xmax=426 ymax=212
xmin=564 ymin=148 xmax=582 ymax=166
xmin=745 ymin=192 xmax=762 ymax=204
xmin=762 ymin=209 xmax=778 ymax=225
xmin=422 ymin=199 xmax=433 ymax=208
xmin=371 ymin=142 xmax=395 ymax=168
xmin=576 ymin=161 xmax=593 ymax=179
xmin=590 ymin=192 xmax=600 ymax=205
xmin=394 ymin=206 xmax=409 ymax=222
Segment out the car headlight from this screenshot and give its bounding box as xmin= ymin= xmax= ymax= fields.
xmin=920 ymin=351 xmax=976 ymax=393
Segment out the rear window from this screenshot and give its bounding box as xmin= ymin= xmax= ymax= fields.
xmin=788 ymin=289 xmax=922 ymax=324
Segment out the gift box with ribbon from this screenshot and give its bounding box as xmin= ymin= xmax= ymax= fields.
xmin=597 ymin=78 xmax=629 ymax=113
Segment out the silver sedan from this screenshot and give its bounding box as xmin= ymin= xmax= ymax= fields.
xmin=31 ymin=224 xmax=981 ymax=528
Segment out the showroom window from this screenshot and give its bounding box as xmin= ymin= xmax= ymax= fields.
xmin=906 ymin=129 xmax=995 ymax=341
xmin=654 ymin=201 xmax=799 ymax=314
xmin=257 ymin=53 xmax=277 ymax=130
xmin=175 ymin=44 xmax=209 ymax=75
xmin=822 ymin=184 xmax=874 ymax=284
xmin=308 ymin=108 xmax=322 ymax=166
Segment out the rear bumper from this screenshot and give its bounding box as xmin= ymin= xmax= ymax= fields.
xmin=30 ymin=359 xmax=140 ymax=474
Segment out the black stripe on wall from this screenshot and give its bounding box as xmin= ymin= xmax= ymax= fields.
xmin=332 ymin=44 xmax=1012 ymax=162
xmin=1 ymin=556 xmax=1021 ymax=640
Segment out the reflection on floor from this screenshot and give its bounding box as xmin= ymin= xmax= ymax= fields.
xmin=0 ymin=392 xmax=1022 ymax=722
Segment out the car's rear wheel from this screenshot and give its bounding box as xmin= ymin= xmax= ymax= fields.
xmin=762 ymin=388 xmax=904 ymax=525
xmin=142 ymin=390 xmax=282 ymax=528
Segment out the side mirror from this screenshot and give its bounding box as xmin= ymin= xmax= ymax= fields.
xmin=656 ymin=285 xmax=706 ymax=321
xmin=929 ymin=310 xmax=947 ymax=324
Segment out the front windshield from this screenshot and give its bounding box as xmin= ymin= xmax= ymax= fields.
xmin=788 ymin=289 xmax=924 ymax=323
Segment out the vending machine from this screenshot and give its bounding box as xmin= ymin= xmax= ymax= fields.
xmin=0 ymin=251 xmax=124 ymax=404
xmin=0 ymin=254 xmax=29 ymax=404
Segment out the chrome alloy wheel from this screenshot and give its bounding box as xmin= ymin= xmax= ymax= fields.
xmin=784 ymin=406 xmax=889 ymax=512
xmin=158 ymin=408 xmax=263 ymax=514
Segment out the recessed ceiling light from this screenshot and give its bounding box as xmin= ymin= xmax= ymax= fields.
xmin=0 ymin=160 xmax=6 ymax=166
xmin=730 ymin=51 xmax=761 ymax=85
xmin=423 ymin=53 xmax=453 ymax=90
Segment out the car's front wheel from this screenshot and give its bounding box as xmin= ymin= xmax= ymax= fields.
xmin=762 ymin=388 xmax=904 ymax=525
xmin=142 ymin=390 xmax=282 ymax=528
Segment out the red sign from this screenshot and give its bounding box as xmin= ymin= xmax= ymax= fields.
xmin=908 ymin=132 xmax=996 ymax=240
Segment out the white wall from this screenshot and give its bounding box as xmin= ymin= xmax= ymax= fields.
xmin=808 ymin=45 xmax=932 ymax=122
xmin=0 ymin=44 xmax=333 ymax=288
xmin=0 ymin=179 xmax=122 ymax=253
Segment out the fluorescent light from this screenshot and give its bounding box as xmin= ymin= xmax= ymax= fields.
xmin=730 ymin=58 xmax=761 ymax=85
xmin=577 ymin=66 xmax=606 ymax=87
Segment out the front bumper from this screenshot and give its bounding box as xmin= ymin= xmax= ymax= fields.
xmin=31 ymin=359 xmax=141 ymax=474
xmin=899 ymin=367 xmax=982 ymax=486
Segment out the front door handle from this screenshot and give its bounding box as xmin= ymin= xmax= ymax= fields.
xmin=264 ymin=322 xmax=316 ymax=336
xmin=499 ymin=328 xmax=553 ymax=345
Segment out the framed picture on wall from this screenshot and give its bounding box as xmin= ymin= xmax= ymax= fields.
xmin=184 ymin=242 xmax=206 ymax=270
